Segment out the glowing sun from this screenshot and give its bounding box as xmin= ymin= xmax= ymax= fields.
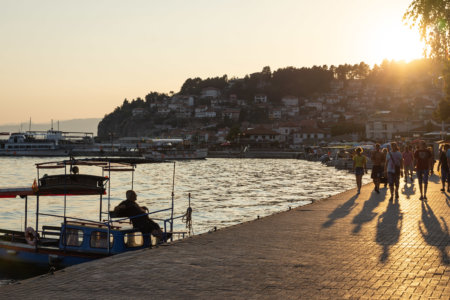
xmin=368 ymin=19 xmax=424 ymax=64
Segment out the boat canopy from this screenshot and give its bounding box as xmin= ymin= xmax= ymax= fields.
xmin=0 ymin=159 xmax=135 ymax=198
xmin=36 ymin=159 xmax=135 ymax=172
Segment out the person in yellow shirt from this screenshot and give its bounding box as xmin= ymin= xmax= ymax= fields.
xmin=352 ymin=147 xmax=367 ymax=194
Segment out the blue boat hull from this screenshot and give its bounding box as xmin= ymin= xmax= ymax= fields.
xmin=0 ymin=241 xmax=106 ymax=270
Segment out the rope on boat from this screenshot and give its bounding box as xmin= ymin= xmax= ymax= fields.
xmin=182 ymin=206 xmax=194 ymax=236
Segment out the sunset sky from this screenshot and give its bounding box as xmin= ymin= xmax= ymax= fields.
xmin=0 ymin=0 xmax=424 ymax=125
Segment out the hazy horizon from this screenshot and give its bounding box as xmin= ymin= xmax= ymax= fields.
xmin=0 ymin=118 xmax=101 ymax=135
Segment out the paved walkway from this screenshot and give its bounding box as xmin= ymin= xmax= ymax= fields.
xmin=2 ymin=174 xmax=449 ymax=299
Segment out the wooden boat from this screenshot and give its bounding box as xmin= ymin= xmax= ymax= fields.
xmin=0 ymin=159 xmax=191 ymax=274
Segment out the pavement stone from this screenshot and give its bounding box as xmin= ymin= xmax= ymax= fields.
xmin=0 ymin=172 xmax=449 ymax=299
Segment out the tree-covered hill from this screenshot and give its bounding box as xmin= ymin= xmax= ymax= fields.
xmin=97 ymin=60 xmax=442 ymax=139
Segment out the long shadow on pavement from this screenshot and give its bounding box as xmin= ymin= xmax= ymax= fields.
xmin=445 ymin=193 xmax=450 ymax=207
xmin=428 ymin=173 xmax=441 ymax=184
xmin=352 ymin=189 xmax=386 ymax=234
xmin=419 ymin=201 xmax=450 ymax=265
xmin=322 ymin=194 xmax=359 ymax=228
xmin=376 ymin=199 xmax=403 ymax=262
xmin=401 ymin=182 xmax=416 ymax=200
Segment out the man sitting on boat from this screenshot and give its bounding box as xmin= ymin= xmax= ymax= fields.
xmin=113 ymin=190 xmax=166 ymax=240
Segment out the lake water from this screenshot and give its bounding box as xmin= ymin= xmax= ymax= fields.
xmin=0 ymin=157 xmax=371 ymax=283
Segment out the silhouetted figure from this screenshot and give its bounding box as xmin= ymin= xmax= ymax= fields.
xmin=371 ymin=143 xmax=384 ymax=193
xmin=352 ymin=147 xmax=367 ymax=194
xmin=437 ymin=144 xmax=450 ymax=192
xmin=414 ymin=141 xmax=432 ymax=200
xmin=113 ymin=190 xmax=165 ymax=239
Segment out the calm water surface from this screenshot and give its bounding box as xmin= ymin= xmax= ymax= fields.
xmin=0 ymin=157 xmax=371 ymax=283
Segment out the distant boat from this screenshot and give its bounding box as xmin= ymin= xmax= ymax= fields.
xmin=140 ymin=139 xmax=208 ymax=161
xmin=0 ymin=130 xmax=94 ymax=157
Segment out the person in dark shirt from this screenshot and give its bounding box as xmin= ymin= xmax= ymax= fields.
xmin=437 ymin=143 xmax=450 ymax=192
xmin=414 ymin=141 xmax=432 ymax=200
xmin=113 ymin=190 xmax=164 ymax=238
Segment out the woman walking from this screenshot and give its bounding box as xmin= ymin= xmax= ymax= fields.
xmin=352 ymin=147 xmax=367 ymax=194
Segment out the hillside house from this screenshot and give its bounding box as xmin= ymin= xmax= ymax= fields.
xmin=201 ymin=87 xmax=221 ymax=99
xmin=157 ymin=106 xmax=171 ymax=115
xmin=254 ymin=94 xmax=268 ymax=104
xmin=222 ymin=109 xmax=240 ymax=121
xmin=293 ymin=127 xmax=328 ymax=144
xmin=242 ymin=128 xmax=282 ymax=144
xmin=282 ymin=96 xmax=299 ymax=107
xmin=195 ymin=106 xmax=216 ymax=118
xmin=269 ymin=108 xmax=282 ymax=120
xmin=365 ymin=111 xmax=418 ymax=140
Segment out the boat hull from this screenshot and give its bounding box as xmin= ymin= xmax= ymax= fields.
xmin=0 ymin=150 xmax=70 ymax=157
xmin=0 ymin=241 xmax=105 ymax=270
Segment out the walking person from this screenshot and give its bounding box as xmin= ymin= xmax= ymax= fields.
xmin=371 ymin=143 xmax=384 ymax=193
xmin=352 ymin=147 xmax=367 ymax=194
xmin=385 ymin=142 xmax=403 ymax=201
xmin=402 ymin=145 xmax=414 ymax=183
xmin=437 ymin=143 xmax=450 ymax=192
xmin=414 ymin=141 xmax=432 ymax=200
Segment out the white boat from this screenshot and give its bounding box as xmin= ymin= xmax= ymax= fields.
xmin=0 ymin=130 xmax=94 ymax=156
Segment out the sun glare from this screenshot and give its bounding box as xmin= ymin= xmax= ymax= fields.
xmin=368 ymin=21 xmax=424 ymax=64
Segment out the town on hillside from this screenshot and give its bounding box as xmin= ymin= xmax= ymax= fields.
xmin=97 ymin=61 xmax=448 ymax=150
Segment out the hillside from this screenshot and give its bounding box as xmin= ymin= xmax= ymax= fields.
xmin=97 ymin=60 xmax=443 ymax=141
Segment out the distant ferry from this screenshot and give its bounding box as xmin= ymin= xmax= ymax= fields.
xmin=0 ymin=130 xmax=94 ymax=156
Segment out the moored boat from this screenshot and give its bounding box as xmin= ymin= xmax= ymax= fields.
xmin=0 ymin=130 xmax=94 ymax=157
xmin=0 ymin=159 xmax=192 ymax=273
xmin=140 ymin=139 xmax=207 ymax=161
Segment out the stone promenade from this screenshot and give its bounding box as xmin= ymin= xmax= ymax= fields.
xmin=1 ymin=175 xmax=449 ymax=299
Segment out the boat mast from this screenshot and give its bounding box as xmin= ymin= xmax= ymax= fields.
xmin=171 ymin=162 xmax=175 ymax=236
